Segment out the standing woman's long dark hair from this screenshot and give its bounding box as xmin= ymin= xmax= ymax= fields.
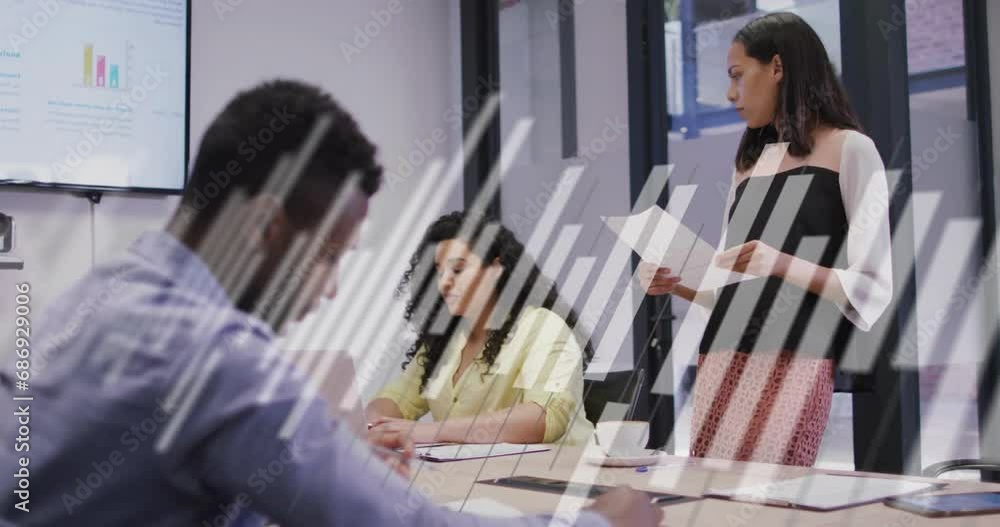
xmin=398 ymin=211 xmax=594 ymax=390
xmin=733 ymin=12 xmax=861 ymax=172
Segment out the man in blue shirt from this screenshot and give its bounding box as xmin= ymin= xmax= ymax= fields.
xmin=0 ymin=80 xmax=660 ymax=526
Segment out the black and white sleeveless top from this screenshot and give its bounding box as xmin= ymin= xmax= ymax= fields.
xmin=698 ymin=130 xmax=894 ymax=362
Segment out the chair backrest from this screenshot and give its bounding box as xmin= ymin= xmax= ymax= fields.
xmin=923 ymin=459 xmax=1000 ymax=482
xmin=834 ymin=371 xmax=875 ymax=393
xmin=582 ymin=371 xmax=635 ymax=424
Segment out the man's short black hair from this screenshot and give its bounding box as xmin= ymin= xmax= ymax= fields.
xmin=183 ymin=79 xmax=381 ymax=229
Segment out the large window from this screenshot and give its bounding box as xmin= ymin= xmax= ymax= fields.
xmin=664 ymin=0 xmax=842 ymax=140
xmin=905 ymin=0 xmax=985 ymax=478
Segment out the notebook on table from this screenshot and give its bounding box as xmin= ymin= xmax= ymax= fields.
xmin=415 ymin=443 xmax=550 ymax=462
xmin=443 ymin=498 xmax=524 ymax=517
xmin=704 ymin=474 xmax=946 ymax=512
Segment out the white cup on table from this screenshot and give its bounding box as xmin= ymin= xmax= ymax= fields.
xmin=594 ymin=420 xmax=650 ymax=456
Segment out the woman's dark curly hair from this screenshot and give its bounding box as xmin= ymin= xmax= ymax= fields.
xmin=398 ymin=211 xmax=595 ymax=390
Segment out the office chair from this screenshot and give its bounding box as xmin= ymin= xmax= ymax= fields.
xmin=582 ymin=371 xmax=638 ymax=425
xmin=922 ymin=459 xmax=1000 ymax=482
xmin=833 ymin=370 xmax=875 ymax=394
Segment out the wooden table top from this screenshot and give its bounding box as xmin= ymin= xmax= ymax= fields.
xmin=410 ymin=445 xmax=1000 ymax=526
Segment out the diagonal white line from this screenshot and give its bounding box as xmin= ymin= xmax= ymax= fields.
xmin=486 ymin=166 xmax=585 ymax=330
xmin=698 ymin=175 xmax=811 ymax=352
xmin=498 ymin=224 xmax=582 ymax=381
xmin=574 ymin=164 xmax=675 ymax=379
xmin=155 ymin=350 xmax=223 ymax=453
xmin=899 ymin=225 xmax=996 ymax=473
xmin=302 ymin=97 xmax=505 ymax=360
xmin=198 ymin=189 xmax=253 ymax=270
xmin=258 ymin=175 xmax=361 ymax=328
xmin=592 ymin=173 xmax=710 ymax=377
xmin=421 ymin=118 xmax=535 ymax=336
xmin=291 ymin=159 xmax=445 ymax=353
xmin=552 ymin=257 xmax=595 ymax=320
xmin=839 ymin=189 xmax=940 ymax=373
xmin=892 ymin=218 xmax=981 ymax=368
xmin=258 ymin=250 xmax=375 ymax=409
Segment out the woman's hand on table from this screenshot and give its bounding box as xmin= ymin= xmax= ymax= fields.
xmin=587 ymin=486 xmax=664 ymax=527
xmin=367 ymin=416 xmax=438 ymax=444
xmin=365 ymin=424 xmax=415 ymax=479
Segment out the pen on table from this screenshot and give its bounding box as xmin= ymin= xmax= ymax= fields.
xmin=368 ymin=442 xmax=441 ymax=472
xmin=635 ymin=460 xmax=691 ymax=472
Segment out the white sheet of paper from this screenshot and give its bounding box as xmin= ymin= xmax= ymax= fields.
xmin=603 ymin=206 xmax=752 ymax=290
xmin=415 ymin=443 xmax=551 ymax=461
xmin=707 ymin=474 xmax=938 ymax=510
xmin=444 ymin=497 xmax=525 ymax=518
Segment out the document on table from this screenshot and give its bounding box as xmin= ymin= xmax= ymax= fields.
xmin=705 ymin=474 xmax=944 ymax=511
xmin=603 ymin=206 xmax=753 ymax=290
xmin=444 ymin=498 xmax=524 ymax=518
xmin=415 ymin=443 xmax=551 ymax=462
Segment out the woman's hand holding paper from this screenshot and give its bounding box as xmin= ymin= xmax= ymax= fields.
xmin=638 ymin=262 xmax=682 ymax=296
xmin=714 ymin=240 xmax=792 ymax=278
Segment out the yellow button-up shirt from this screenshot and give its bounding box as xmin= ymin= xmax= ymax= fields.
xmin=376 ymin=306 xmax=594 ymax=445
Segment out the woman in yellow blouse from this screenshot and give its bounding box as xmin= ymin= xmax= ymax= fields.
xmin=366 ymin=211 xmax=595 ymax=445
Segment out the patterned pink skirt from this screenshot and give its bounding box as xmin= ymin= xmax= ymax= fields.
xmin=690 ymin=350 xmax=834 ymax=467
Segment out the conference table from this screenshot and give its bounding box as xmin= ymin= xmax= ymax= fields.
xmin=410 ymin=446 xmax=1000 ymax=525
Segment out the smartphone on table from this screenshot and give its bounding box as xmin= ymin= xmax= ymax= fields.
xmin=884 ymin=492 xmax=1000 ymax=518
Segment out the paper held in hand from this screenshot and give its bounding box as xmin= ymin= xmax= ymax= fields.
xmin=603 ymin=205 xmax=754 ymax=290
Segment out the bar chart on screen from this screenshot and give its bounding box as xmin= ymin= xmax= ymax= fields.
xmin=0 ymin=0 xmax=188 ymax=190
xmin=78 ymin=40 xmax=133 ymax=91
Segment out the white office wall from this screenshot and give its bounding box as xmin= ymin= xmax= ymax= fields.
xmin=0 ymin=1 xmax=462 ymax=355
xmin=499 ymin=0 xmax=635 ymax=374
xmin=187 ymin=0 xmax=464 ymax=249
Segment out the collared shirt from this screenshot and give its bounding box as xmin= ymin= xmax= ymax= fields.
xmin=377 ymin=306 xmax=595 ymax=445
xmin=0 ymin=231 xmax=608 ymax=527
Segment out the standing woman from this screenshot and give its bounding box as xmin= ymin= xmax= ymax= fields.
xmin=640 ymin=13 xmax=893 ymax=466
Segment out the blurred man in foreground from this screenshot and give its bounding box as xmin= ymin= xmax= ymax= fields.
xmin=0 ymin=80 xmax=661 ymax=527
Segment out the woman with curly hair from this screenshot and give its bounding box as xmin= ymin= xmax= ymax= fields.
xmin=366 ymin=211 xmax=595 ymax=445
